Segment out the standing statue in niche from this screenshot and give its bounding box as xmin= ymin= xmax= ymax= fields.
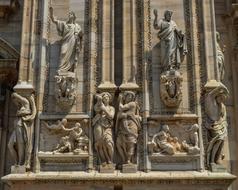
xmin=8 ymin=92 xmax=36 ymax=171
xmin=49 ymin=7 xmax=83 ymax=108
xmin=205 ymin=82 xmax=229 ymax=171
xmin=153 ymin=9 xmax=186 ymax=108
xmin=216 ymin=32 xmax=225 ymax=81
xmin=93 ymin=92 xmax=115 ymax=167
xmin=116 ymin=91 xmax=141 ymax=166
xmin=49 ymin=7 xmax=83 ymax=74
xmin=153 ymin=9 xmax=187 ymax=72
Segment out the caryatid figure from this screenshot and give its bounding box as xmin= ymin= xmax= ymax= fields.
xmin=92 ymin=92 xmax=115 ymax=165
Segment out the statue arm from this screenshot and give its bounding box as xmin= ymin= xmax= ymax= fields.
xmin=49 ymin=7 xmax=57 ymax=24
xmin=101 ymin=105 xmax=115 ymax=119
xmin=153 ymin=9 xmax=160 ymax=30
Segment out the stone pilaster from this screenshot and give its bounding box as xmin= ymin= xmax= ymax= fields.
xmin=98 ymin=0 xmax=117 ymax=92
xmin=120 ymin=0 xmax=139 ymax=90
xmin=202 ymin=0 xmax=219 ymax=81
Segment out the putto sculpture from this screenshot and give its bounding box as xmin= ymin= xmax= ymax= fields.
xmin=205 ymin=81 xmax=229 ymax=171
xmin=8 ymin=92 xmax=36 ymax=171
xmin=116 ymin=91 xmax=141 ymax=171
xmin=153 ymin=9 xmax=187 ymax=108
xmin=93 ymin=92 xmax=115 ymax=171
xmin=49 ymin=7 xmax=83 ymax=108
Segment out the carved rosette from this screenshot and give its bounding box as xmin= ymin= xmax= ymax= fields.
xmin=54 ymin=72 xmax=76 ymax=108
xmin=160 ymin=70 xmax=183 ymax=107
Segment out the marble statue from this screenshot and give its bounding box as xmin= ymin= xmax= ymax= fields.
xmin=148 ymin=125 xmax=175 ymax=155
xmin=8 ymin=92 xmax=36 ymax=169
xmin=153 ymin=9 xmax=187 ymax=72
xmin=49 ymin=7 xmax=83 ymax=74
xmin=216 ymin=32 xmax=225 ymax=81
xmin=116 ymin=91 xmax=141 ymax=164
xmin=205 ymin=82 xmax=229 ymax=169
xmin=182 ymin=124 xmax=200 ymax=155
xmin=92 ymin=92 xmax=115 ymax=166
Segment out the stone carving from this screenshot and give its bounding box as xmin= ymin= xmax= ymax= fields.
xmin=55 ymin=73 xmax=76 ymax=107
xmin=205 ymin=81 xmax=229 ymax=170
xmin=153 ymin=9 xmax=187 ymax=72
xmin=148 ymin=125 xmax=176 ymax=155
xmin=42 ymin=120 xmax=89 ymax=154
xmin=216 ymin=32 xmax=225 ymax=81
xmin=8 ymin=92 xmax=36 ymax=170
xmin=49 ymin=7 xmax=83 ymax=74
xmin=116 ymin=91 xmax=141 ymax=165
xmin=148 ymin=124 xmax=200 ymax=156
xmin=50 ymin=7 xmax=83 ymax=108
xmin=160 ymin=70 xmax=183 ymax=107
xmin=92 ymin=92 xmax=115 ymax=167
xmin=182 ymin=124 xmax=200 ymax=155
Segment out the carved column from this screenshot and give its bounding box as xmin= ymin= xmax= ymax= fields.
xmin=98 ymin=0 xmax=117 ymax=91
xmin=120 ymin=0 xmax=139 ymax=90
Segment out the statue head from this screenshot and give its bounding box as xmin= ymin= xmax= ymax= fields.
xmin=216 ymin=31 xmax=221 ymax=42
xmin=124 ymin=91 xmax=136 ymax=103
xmin=67 ymin=11 xmax=76 ymax=23
xmin=62 ymin=118 xmax=67 ymax=126
xmin=164 ymin=10 xmax=173 ymax=22
xmin=187 ymin=124 xmax=199 ymax=132
xmin=161 ymin=124 xmax=169 ymax=132
xmin=101 ymin=92 xmax=112 ymax=105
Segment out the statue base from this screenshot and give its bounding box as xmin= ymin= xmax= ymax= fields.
xmin=11 ymin=165 xmax=26 ymax=174
xmin=99 ymin=163 xmax=115 ymax=173
xmin=210 ymin=163 xmax=227 ymax=172
xmin=122 ymin=163 xmax=137 ymax=173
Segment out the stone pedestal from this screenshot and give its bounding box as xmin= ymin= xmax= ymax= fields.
xmin=210 ymin=163 xmax=227 ymax=173
xmin=122 ymin=164 xmax=137 ymax=173
xmin=10 ymin=166 xmax=26 ymax=174
xmin=99 ymin=164 xmax=115 ymax=173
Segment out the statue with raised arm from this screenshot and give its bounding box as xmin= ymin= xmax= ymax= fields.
xmin=153 ymin=9 xmax=187 ymax=72
xmin=49 ymin=7 xmax=83 ymax=74
xmin=116 ymin=91 xmax=141 ymax=165
xmin=92 ymin=92 xmax=115 ymax=166
xmin=8 ymin=92 xmax=36 ymax=170
xmin=205 ymin=81 xmax=229 ymax=170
